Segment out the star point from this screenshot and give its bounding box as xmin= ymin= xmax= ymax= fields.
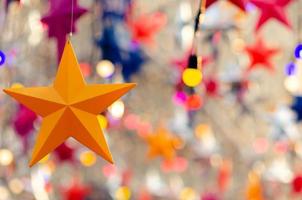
xmin=250 ymin=0 xmax=293 ymax=31
xmin=4 ymin=40 xmax=135 ymax=167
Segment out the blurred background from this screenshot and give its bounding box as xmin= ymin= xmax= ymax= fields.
xmin=0 ymin=0 xmax=302 ymax=199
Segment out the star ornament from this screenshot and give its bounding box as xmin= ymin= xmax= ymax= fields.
xmin=145 ymin=128 xmax=181 ymax=161
xmin=41 ymin=0 xmax=87 ymax=61
xmin=3 ymin=40 xmax=136 ymax=167
xmin=244 ymin=38 xmax=279 ymax=73
xmin=250 ymin=0 xmax=293 ymax=31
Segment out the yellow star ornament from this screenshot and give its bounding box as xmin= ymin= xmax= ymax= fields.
xmin=145 ymin=128 xmax=182 ymax=161
xmin=3 ymin=40 xmax=136 ymax=167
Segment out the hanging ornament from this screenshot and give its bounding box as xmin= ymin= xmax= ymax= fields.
xmin=121 ymin=41 xmax=146 ymax=82
xmin=0 ymin=51 xmax=6 ymax=66
xmin=126 ymin=11 xmax=167 ymax=45
xmin=3 ymin=40 xmax=136 ymax=166
xmin=244 ymin=38 xmax=279 ymax=73
xmin=13 ymin=104 xmax=37 ymax=151
xmin=41 ymin=0 xmax=87 ymax=61
xmin=97 ymin=27 xmax=146 ymax=81
xmin=250 ymin=0 xmax=293 ymax=31
xmin=54 ymin=142 xmax=75 ymax=163
xmin=206 ymin=0 xmax=247 ymax=11
xmin=294 ymin=44 xmax=302 ymax=59
xmin=186 ymin=94 xmax=203 ymax=111
xmin=204 ymin=78 xmax=219 ymax=96
xmin=182 ymin=55 xmax=202 ymax=87
xmin=145 ymin=127 xmax=181 ymax=161
xmin=171 ymin=50 xmax=212 ymax=83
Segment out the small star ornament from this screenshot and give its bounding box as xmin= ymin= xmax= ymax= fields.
xmin=244 ymin=38 xmax=279 ymax=73
xmin=3 ymin=40 xmax=136 ymax=166
xmin=250 ymin=0 xmax=293 ymax=31
xmin=41 ymin=0 xmax=87 ymax=61
xmin=145 ymin=127 xmax=181 ymax=161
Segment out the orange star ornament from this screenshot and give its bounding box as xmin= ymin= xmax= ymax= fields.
xmin=145 ymin=128 xmax=182 ymax=161
xmin=3 ymin=40 xmax=136 ymax=166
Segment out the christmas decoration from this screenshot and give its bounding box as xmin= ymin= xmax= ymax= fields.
xmin=244 ymin=38 xmax=279 ymax=73
xmin=13 ymin=104 xmax=37 ymax=151
xmin=41 ymin=0 xmax=87 ymax=61
xmin=54 ymin=143 xmax=74 ymax=163
xmin=250 ymin=0 xmax=293 ymax=31
xmin=3 ymin=40 xmax=136 ymax=166
xmin=126 ymin=11 xmax=167 ymax=45
xmin=145 ymin=127 xmax=181 ymax=161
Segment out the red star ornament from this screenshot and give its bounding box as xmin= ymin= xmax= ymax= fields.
xmin=250 ymin=0 xmax=293 ymax=31
xmin=206 ymin=0 xmax=247 ymax=11
xmin=244 ymin=38 xmax=279 ymax=73
xmin=126 ymin=11 xmax=167 ymax=45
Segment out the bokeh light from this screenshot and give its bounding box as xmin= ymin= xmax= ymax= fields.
xmin=109 ymin=100 xmax=125 ymax=119
xmin=0 ymin=149 xmax=14 ymax=166
xmin=79 ymin=151 xmax=96 ymax=167
xmin=96 ymin=60 xmax=115 ymax=78
xmin=115 ymin=186 xmax=131 ymax=200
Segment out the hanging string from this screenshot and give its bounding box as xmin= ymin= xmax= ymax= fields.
xmin=192 ymin=0 xmax=207 ymax=55
xmin=69 ymin=0 xmax=74 ymax=37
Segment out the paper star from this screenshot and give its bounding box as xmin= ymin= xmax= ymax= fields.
xmin=4 ymin=40 xmax=136 ymax=166
xmin=41 ymin=0 xmax=87 ymax=62
xmin=126 ymin=11 xmax=167 ymax=45
xmin=250 ymin=0 xmax=292 ymax=31
xmin=145 ymin=128 xmax=180 ymax=161
xmin=97 ymin=26 xmax=146 ymax=81
xmin=244 ymin=38 xmax=279 ymax=72
xmin=206 ymin=0 xmax=247 ymax=11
